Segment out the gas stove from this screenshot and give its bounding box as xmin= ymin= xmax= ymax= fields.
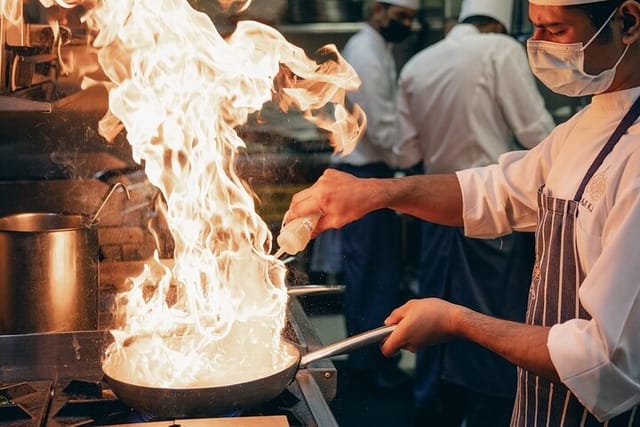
xmin=0 ymin=298 xmax=338 ymax=426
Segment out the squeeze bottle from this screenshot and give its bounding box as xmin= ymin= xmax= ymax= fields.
xmin=274 ymin=213 xmax=321 ymax=258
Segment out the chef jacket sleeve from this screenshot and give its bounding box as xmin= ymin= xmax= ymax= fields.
xmin=455 ymin=142 xmax=552 ymax=237
xmin=392 ymin=69 xmax=423 ymax=169
xmin=547 ymin=174 xmax=640 ymax=421
xmin=494 ymin=39 xmax=555 ymax=149
xmin=345 ymin=52 xmax=397 ymax=152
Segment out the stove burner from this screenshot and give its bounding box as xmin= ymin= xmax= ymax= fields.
xmin=0 ymin=378 xmax=313 ymax=426
xmin=63 ymin=380 xmax=103 ymax=398
xmin=49 ymin=379 xmax=135 ymax=425
xmin=0 ymin=381 xmax=51 ymax=426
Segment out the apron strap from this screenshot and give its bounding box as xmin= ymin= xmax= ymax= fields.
xmin=574 ymin=94 xmax=640 ymax=202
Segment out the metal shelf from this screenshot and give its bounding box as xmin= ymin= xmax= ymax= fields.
xmin=277 ymin=22 xmax=364 ymax=34
xmin=277 ymin=18 xmax=441 ymax=35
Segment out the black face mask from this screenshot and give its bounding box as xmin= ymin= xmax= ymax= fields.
xmin=379 ymin=18 xmax=412 ymax=43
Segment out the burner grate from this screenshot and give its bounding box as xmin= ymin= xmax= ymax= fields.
xmin=0 ymin=381 xmax=51 ymax=426
xmin=48 ymin=379 xmax=134 ymax=426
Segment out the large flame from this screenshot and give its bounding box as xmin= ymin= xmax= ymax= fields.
xmin=2 ymin=0 xmax=365 ymax=387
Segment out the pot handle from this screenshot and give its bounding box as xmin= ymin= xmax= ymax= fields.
xmin=89 ymin=182 xmax=132 ymax=225
xmin=299 ymin=325 xmax=396 ymax=367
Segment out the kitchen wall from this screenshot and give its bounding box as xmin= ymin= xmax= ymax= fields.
xmin=0 ymin=0 xmax=585 ymax=275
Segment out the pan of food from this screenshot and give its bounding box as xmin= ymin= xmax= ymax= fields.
xmin=102 ymin=325 xmax=395 ymax=418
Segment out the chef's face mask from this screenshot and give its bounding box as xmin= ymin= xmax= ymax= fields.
xmin=380 ymin=18 xmax=412 ymax=43
xmin=527 ymin=8 xmax=629 ymax=97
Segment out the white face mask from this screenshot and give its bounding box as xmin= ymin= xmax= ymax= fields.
xmin=527 ymin=8 xmax=629 ymax=97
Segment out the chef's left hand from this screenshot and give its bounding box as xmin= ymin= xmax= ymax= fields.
xmin=381 ymin=298 xmax=461 ymax=356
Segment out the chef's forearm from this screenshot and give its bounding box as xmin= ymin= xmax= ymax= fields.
xmin=377 ymin=174 xmax=464 ymax=226
xmin=454 ymin=305 xmax=561 ymax=383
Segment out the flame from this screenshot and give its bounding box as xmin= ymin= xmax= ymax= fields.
xmin=1 ymin=0 xmax=20 ymax=23
xmin=2 ymin=0 xmax=365 ymax=387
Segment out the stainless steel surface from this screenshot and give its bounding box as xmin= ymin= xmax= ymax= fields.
xmin=300 ymin=325 xmax=395 ymax=366
xmin=0 ymin=0 xmax=87 ymax=113
xmin=0 ymin=212 xmax=99 ymax=334
xmin=286 ymin=0 xmax=363 ymax=24
xmin=287 ymin=284 xmax=345 ymax=296
xmin=0 ymin=81 xmax=90 ymax=112
xmin=89 ymin=182 xmax=131 ymax=225
xmin=296 ymin=370 xmax=340 ymax=427
xmin=0 ymin=330 xmax=106 ymax=383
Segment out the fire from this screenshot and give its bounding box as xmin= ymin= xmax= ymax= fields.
xmin=1 ymin=0 xmax=364 ymax=386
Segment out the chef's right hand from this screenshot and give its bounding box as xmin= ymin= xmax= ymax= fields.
xmin=284 ymin=169 xmax=378 ymax=236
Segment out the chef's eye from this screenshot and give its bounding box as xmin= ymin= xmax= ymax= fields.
xmin=533 ymin=25 xmax=565 ymax=40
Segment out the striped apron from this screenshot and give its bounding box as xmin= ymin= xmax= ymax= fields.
xmin=511 ymin=95 xmax=640 ymax=427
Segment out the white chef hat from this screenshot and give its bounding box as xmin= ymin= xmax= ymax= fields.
xmin=529 ymin=0 xmax=606 ymax=5
xmin=458 ymin=0 xmax=514 ymax=33
xmin=380 ymin=0 xmax=421 ymax=10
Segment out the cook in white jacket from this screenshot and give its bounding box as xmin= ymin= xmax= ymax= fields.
xmin=284 ymin=0 xmax=640 ymax=424
xmin=392 ymin=0 xmax=555 ymax=424
xmin=393 ymin=5 xmax=554 ymax=172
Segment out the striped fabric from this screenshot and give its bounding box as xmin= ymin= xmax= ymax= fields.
xmin=511 ymin=94 xmax=640 ymax=427
xmin=511 ymin=189 xmax=638 ymax=426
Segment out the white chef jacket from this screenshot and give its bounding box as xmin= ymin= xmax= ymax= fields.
xmin=394 ymin=24 xmax=555 ymax=172
xmin=333 ymin=24 xmax=397 ymax=167
xmin=456 ymin=87 xmax=640 ymax=420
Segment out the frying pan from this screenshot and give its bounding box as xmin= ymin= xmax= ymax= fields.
xmin=102 ymin=325 xmax=395 ymax=418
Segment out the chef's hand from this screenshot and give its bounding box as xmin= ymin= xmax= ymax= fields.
xmin=284 ymin=169 xmax=380 ymax=236
xmin=380 ymin=298 xmax=461 ymax=356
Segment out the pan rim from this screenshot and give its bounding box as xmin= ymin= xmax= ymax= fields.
xmin=101 ymin=339 xmax=301 ymax=390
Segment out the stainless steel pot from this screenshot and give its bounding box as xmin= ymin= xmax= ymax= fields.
xmin=0 ymin=183 xmax=130 ymax=334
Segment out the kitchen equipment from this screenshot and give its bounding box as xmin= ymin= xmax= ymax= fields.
xmin=315 ymin=0 xmax=364 ymax=23
xmin=0 ymin=298 xmax=341 ymax=425
xmin=0 ymin=0 xmax=80 ymax=112
xmin=275 ymin=212 xmax=321 ymax=258
xmin=286 ymin=283 xmax=345 ymax=296
xmin=102 ymin=325 xmax=395 ymax=418
xmin=89 ymin=182 xmax=131 ymax=224
xmin=0 ymin=182 xmax=129 ymax=334
xmin=287 ymin=0 xmax=364 ymax=24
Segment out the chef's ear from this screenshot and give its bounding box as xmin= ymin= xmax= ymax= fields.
xmin=620 ymin=0 xmax=640 ymax=42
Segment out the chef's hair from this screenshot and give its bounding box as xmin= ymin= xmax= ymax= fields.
xmin=569 ymin=0 xmax=627 ymax=42
xmin=460 ymin=15 xmax=507 ymax=33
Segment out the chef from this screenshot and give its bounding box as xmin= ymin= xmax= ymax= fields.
xmin=285 ymin=0 xmax=640 ymax=424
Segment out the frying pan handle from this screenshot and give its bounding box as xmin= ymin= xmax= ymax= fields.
xmin=299 ymin=325 xmax=396 ymax=367
xmin=286 ymin=284 xmax=346 ymax=296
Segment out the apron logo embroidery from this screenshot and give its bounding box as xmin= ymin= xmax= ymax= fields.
xmin=580 ymin=198 xmax=594 ymax=212
xmin=580 ymin=171 xmax=607 ymax=213
xmin=588 ymin=171 xmax=607 ymax=202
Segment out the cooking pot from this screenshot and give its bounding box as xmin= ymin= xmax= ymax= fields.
xmin=0 ymin=183 xmax=130 ymax=334
xmin=102 ymin=325 xmax=395 ymax=418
